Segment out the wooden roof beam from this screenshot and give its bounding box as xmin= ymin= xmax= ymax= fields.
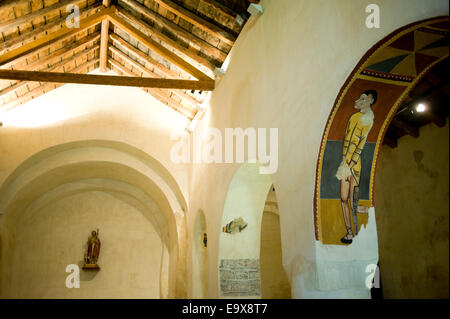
xmin=200 ymin=0 xmax=239 ymax=22
xmin=0 ymin=5 xmax=115 ymax=67
xmin=116 ymin=8 xmax=217 ymax=73
xmin=109 ymin=58 xmax=196 ymax=119
xmin=1 ymin=58 xmax=99 ymax=112
xmin=0 ymin=69 xmax=215 ymax=90
xmin=150 ymin=0 xmax=237 ymax=45
xmin=107 ymin=11 xmax=214 ymax=81
xmin=109 ymin=45 xmax=201 ymax=106
xmin=118 ymin=1 xmax=226 ymax=62
xmin=0 ymin=33 xmax=100 ymax=96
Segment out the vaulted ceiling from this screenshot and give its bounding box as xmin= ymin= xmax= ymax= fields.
xmin=0 ymin=0 xmax=259 ymax=120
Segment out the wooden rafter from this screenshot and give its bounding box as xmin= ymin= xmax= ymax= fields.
xmin=0 ymin=6 xmax=115 ymax=67
xmin=1 ymin=58 xmax=100 ymax=112
xmin=0 ymin=69 xmax=215 ymax=90
xmin=0 ymin=33 xmax=100 ymax=96
xmin=200 ymin=0 xmax=239 ymax=22
xmin=150 ymin=0 xmax=237 ymax=45
xmin=110 ymin=33 xmax=183 ymax=80
xmin=107 ymin=11 xmax=214 ymax=81
xmin=109 ymin=45 xmax=202 ymax=106
xmin=116 ymin=8 xmax=217 ymax=72
xmin=119 ymin=0 xmax=227 ymax=62
xmin=109 ymin=58 xmax=196 ymax=119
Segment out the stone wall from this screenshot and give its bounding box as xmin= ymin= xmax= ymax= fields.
xmin=219 ymin=259 xmax=261 ymax=297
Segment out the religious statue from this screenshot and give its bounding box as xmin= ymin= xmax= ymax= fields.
xmin=83 ymin=229 xmax=101 ymax=270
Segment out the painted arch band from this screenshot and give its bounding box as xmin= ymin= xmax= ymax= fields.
xmin=314 ymin=16 xmax=449 ymax=245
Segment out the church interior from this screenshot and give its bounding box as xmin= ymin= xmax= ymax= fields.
xmin=0 ymin=0 xmax=448 ymax=299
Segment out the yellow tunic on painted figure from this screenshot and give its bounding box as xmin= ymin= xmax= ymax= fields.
xmin=341 ymin=111 xmax=374 ymax=184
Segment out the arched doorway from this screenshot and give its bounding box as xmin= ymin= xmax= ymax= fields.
xmin=192 ymin=209 xmax=208 ymax=298
xmin=217 ymin=163 xmax=290 ymax=298
xmin=0 ymin=140 xmax=186 ymax=298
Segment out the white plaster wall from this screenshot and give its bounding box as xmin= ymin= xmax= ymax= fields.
xmin=0 ymin=70 xmax=191 ymax=205
xmin=4 ymin=190 xmax=166 ymax=298
xmin=187 ymin=0 xmax=449 ymax=298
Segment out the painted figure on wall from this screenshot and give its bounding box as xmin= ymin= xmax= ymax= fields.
xmin=336 ymin=90 xmax=377 ymax=244
xmin=83 ymin=229 xmax=101 ymax=269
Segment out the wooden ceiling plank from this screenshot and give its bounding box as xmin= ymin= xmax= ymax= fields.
xmin=107 ymin=11 xmax=214 ymax=81
xmin=0 ymin=69 xmax=215 ymax=90
xmin=116 ymin=8 xmax=217 ymax=73
xmin=25 ymin=32 xmax=101 ymax=71
xmin=109 ymin=58 xmax=196 ymax=119
xmin=118 ymin=1 xmax=226 ymax=62
xmin=100 ymin=19 xmax=110 ymax=72
xmin=1 ymin=44 xmax=99 ymax=96
xmin=110 ymin=33 xmax=181 ymax=79
xmin=150 ymin=0 xmax=236 ymax=45
xmin=200 ymin=0 xmax=238 ymax=21
xmin=110 ymin=34 xmax=203 ymax=104
xmin=109 ymin=45 xmax=201 ymax=106
xmin=0 ymin=6 xmax=115 ymax=67
xmin=0 ymin=2 xmax=102 ymax=54
xmin=0 ymin=35 xmax=100 ymax=96
xmin=0 ymin=0 xmax=83 ymax=33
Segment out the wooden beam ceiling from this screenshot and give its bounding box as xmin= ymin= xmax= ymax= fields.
xmin=150 ymin=0 xmax=237 ymax=45
xmin=107 ymin=11 xmax=213 ymax=81
xmin=0 ymin=6 xmax=114 ymax=67
xmin=0 ymin=0 xmax=254 ymax=118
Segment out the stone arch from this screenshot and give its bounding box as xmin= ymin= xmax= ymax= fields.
xmin=217 ymin=162 xmax=274 ymax=298
xmin=314 ymin=16 xmax=449 ymax=245
xmin=0 ymin=140 xmax=187 ymax=298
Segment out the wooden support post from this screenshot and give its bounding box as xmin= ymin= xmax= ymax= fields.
xmin=100 ymin=19 xmax=110 ymax=72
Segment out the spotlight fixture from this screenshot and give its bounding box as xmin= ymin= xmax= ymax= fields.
xmin=415 ymin=103 xmax=426 ymax=113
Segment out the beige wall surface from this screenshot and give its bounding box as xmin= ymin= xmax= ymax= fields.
xmin=2 ymin=190 xmax=166 ymax=298
xmin=186 ymin=0 xmax=448 ymax=297
xmin=260 ymin=211 xmax=291 ymax=299
xmin=375 ymin=123 xmax=449 ymax=298
xmin=0 ymin=70 xmax=191 ymax=204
